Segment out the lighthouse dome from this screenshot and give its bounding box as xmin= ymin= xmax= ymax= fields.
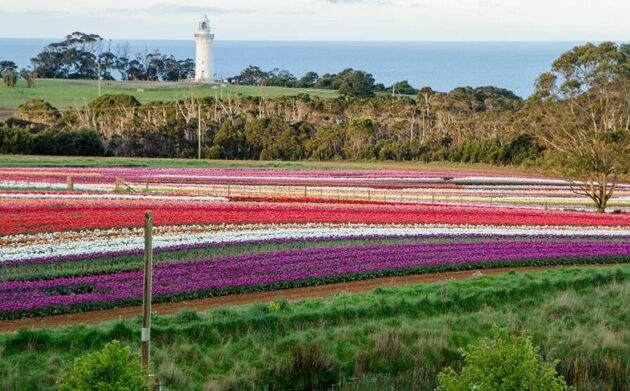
xmin=198 ymin=15 xmax=211 ymax=33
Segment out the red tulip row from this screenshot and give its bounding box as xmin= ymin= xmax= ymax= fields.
xmin=2 ymin=197 xmax=629 ymax=235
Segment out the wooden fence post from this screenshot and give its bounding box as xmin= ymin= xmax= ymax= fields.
xmin=115 ymin=178 xmax=123 ymax=192
xmin=66 ymin=176 xmax=74 ymax=191
xmin=141 ymin=211 xmax=153 ymax=372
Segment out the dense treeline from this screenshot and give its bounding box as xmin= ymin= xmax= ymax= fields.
xmin=0 ymin=85 xmax=540 ymax=164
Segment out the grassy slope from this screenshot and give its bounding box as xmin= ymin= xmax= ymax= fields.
xmin=2 ymin=265 xmax=629 ymax=391
xmin=0 ymin=79 xmax=339 ymax=111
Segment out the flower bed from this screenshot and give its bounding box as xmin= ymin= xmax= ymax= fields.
xmin=2 ymin=239 xmax=629 ymax=319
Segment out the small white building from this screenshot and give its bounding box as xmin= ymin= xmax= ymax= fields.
xmin=194 ymin=15 xmax=214 ymax=82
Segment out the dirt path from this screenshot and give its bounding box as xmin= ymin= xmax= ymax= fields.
xmin=0 ymin=264 xmax=617 ymax=333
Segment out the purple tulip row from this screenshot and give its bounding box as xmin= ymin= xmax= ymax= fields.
xmin=2 ymin=240 xmax=630 ymax=315
xmin=6 ymin=232 xmax=629 ymax=268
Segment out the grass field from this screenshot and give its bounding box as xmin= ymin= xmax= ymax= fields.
xmin=0 ymin=79 xmax=339 ymax=111
xmin=0 ymin=154 xmax=534 ymax=175
xmin=1 ymin=265 xmax=629 ymax=391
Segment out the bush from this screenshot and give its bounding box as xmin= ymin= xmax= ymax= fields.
xmin=57 ymin=340 xmax=147 ymax=391
xmin=437 ymin=325 xmax=571 ymax=391
xmin=3 ymin=71 xmax=17 ymax=87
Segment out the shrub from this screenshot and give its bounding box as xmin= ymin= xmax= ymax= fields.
xmin=437 ymin=325 xmax=571 ymax=391
xmin=3 ymin=71 xmax=17 ymax=87
xmin=57 ymin=340 xmax=147 ymax=391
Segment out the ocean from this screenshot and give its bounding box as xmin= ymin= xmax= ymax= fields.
xmin=0 ymin=39 xmax=585 ymax=97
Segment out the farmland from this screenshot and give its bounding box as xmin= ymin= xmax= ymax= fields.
xmin=0 ymin=79 xmax=338 ymax=112
xmin=1 ymin=160 xmax=629 ymax=389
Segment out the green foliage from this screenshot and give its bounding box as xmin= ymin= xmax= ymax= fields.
xmin=57 ymin=340 xmax=147 ymax=391
xmin=388 ymin=80 xmax=418 ymax=95
xmin=0 ymin=60 xmax=18 ymax=75
xmin=0 ymin=123 xmax=105 ymax=156
xmin=212 ymin=119 xmax=246 ymax=159
xmin=437 ymin=325 xmax=571 ymax=391
xmin=338 ymin=69 xmax=376 ymax=98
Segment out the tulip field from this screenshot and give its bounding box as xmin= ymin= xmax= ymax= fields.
xmin=1 ymin=165 xmax=630 ymax=321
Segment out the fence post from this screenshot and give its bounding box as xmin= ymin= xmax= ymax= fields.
xmin=368 ymin=189 xmax=371 ymax=201
xmin=304 ymin=185 xmax=307 ymax=198
xmin=141 ymin=211 xmax=153 ymax=373
xmin=66 ymin=176 xmax=74 ymax=191
xmin=115 ymin=178 xmax=124 ymax=192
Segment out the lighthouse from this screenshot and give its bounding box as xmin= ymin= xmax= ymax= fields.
xmin=194 ymin=15 xmax=214 ymax=82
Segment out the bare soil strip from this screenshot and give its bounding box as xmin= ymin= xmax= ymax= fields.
xmin=0 ymin=264 xmax=618 ymax=333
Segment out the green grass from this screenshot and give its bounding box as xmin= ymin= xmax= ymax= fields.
xmin=2 ymin=265 xmax=630 ymax=390
xmin=0 ymin=79 xmax=339 ymax=111
xmin=0 ymin=154 xmax=533 ymax=176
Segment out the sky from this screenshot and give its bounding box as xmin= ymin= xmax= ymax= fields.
xmin=0 ymin=0 xmax=629 ymax=41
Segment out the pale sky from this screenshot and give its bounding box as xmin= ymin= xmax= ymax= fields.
xmin=0 ymin=0 xmax=629 ymax=41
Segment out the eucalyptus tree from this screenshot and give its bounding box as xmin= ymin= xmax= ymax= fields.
xmin=528 ymin=42 xmax=630 ymax=212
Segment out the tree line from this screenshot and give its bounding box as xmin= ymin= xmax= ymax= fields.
xmin=0 ymin=32 xmax=195 ymax=85
xmin=229 ymin=66 xmax=419 ymax=98
xmin=0 ymin=84 xmax=533 ymax=164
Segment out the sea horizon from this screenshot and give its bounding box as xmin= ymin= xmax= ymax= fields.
xmin=0 ymin=39 xmax=605 ymax=97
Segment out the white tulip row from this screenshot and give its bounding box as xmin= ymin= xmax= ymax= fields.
xmin=2 ymin=223 xmax=628 ymax=263
xmin=0 ymin=192 xmax=228 ymax=203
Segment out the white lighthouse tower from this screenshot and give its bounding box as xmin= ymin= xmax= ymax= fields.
xmin=194 ymin=15 xmax=214 ymax=82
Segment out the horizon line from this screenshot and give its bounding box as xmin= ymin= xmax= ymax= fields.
xmin=1 ymin=36 xmax=628 ymax=43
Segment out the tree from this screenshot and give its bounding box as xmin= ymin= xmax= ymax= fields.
xmin=57 ymin=340 xmax=147 ymax=391
xmin=0 ymin=60 xmax=18 ymax=75
xmin=297 ymin=71 xmax=319 ymax=88
xmin=529 ymin=42 xmax=630 ymax=212
xmin=3 ymin=71 xmax=18 ymax=87
xmin=32 ymin=32 xmax=104 ymax=79
xmin=234 ymin=65 xmax=269 ymax=85
xmin=212 ymin=119 xmax=246 ymax=159
xmin=437 ymin=326 xmax=570 ymax=391
xmin=343 ymin=118 xmax=375 ymax=159
xmin=389 ymin=80 xmax=418 ymax=95
xmin=338 ymin=69 xmax=376 ymax=98
xmin=19 ymin=68 xmax=36 ymax=88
